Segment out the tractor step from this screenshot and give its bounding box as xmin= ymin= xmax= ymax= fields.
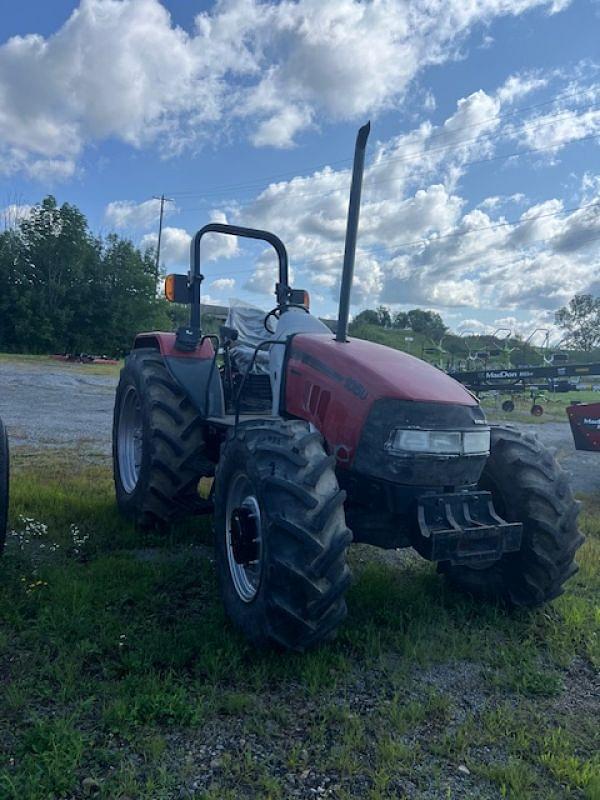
xmin=205 ymin=414 xmax=281 ymax=428
xmin=416 ymin=491 xmax=522 ymax=566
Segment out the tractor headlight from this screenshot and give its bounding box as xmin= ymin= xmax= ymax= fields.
xmin=385 ymin=428 xmax=490 ymax=456
xmin=462 ymin=430 xmax=491 ymax=454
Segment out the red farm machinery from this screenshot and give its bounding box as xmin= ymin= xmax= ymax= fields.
xmin=567 ymin=401 xmax=600 ymax=453
xmin=112 ymin=123 xmax=583 ymax=651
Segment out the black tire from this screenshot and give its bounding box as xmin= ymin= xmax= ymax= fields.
xmin=501 ymin=399 xmax=515 ymax=413
xmin=214 ymin=419 xmax=352 ymax=651
xmin=0 ymin=418 xmax=8 ymax=556
xmin=112 ymin=349 xmax=210 ymax=527
xmin=442 ymin=426 xmax=583 ymax=606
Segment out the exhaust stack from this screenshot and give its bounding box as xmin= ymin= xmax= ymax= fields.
xmin=336 ymin=121 xmax=371 ymax=343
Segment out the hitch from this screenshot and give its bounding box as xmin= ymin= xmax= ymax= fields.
xmin=415 ymin=491 xmax=522 ymax=566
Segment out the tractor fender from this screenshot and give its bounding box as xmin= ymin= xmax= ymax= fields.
xmin=132 ymin=332 xmax=224 ymax=417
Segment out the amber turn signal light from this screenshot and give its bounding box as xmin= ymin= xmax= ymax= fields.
xmin=164 ymin=274 xmax=177 ymax=302
xmin=164 ymin=273 xmax=192 ymax=303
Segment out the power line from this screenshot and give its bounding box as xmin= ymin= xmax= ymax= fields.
xmin=165 ymin=89 xmax=600 ymax=201
xmin=175 ymin=130 xmax=600 ymax=215
xmin=196 ymin=200 xmax=600 ymax=279
xmin=367 ymin=103 xmax=600 ymax=171
xmin=443 ymin=232 xmax=600 ymax=279
xmin=299 ymin=199 xmax=600 ymax=270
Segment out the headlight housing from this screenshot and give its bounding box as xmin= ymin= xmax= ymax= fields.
xmin=385 ymin=428 xmax=490 ymax=456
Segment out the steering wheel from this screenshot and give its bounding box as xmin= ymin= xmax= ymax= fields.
xmin=263 ymin=304 xmax=310 ymax=334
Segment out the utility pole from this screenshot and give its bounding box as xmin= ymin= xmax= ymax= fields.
xmin=153 ymin=194 xmax=173 ymax=273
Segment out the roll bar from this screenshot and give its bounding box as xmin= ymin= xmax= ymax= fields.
xmin=177 ymin=121 xmax=371 ymax=350
xmin=177 ymin=223 xmax=291 ymax=349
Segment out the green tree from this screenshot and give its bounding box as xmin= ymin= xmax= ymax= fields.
xmin=0 ymin=196 xmax=170 ymax=355
xmin=352 ymin=309 xmax=379 ymax=326
xmin=407 ymin=309 xmax=447 ymax=343
xmin=555 ymin=294 xmax=600 ymax=351
xmin=376 ymin=305 xmax=392 ymax=328
xmin=392 ymin=311 xmax=409 ymax=329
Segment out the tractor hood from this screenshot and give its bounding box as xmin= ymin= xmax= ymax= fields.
xmin=284 ymin=333 xmax=478 ymax=466
xmin=287 ymin=333 xmax=476 ymax=406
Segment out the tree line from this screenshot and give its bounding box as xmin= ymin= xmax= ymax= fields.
xmin=1 ymin=196 xmax=598 ymax=356
xmin=350 ymin=306 xmax=447 ymax=343
xmin=0 ymin=196 xmax=170 ymax=355
xmin=352 ymin=297 xmax=600 ymax=351
xmin=555 ymin=295 xmax=600 ymax=351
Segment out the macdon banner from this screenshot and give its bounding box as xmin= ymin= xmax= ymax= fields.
xmin=567 ymin=402 xmax=600 ymax=452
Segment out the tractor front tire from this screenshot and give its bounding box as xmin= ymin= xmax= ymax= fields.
xmin=214 ymin=420 xmax=352 ymax=651
xmin=113 ymin=348 xmax=210 ymax=528
xmin=442 ymin=425 xmax=583 ymax=606
xmin=0 ymin=418 xmax=8 ymax=555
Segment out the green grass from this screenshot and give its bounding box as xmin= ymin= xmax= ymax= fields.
xmin=1 ymin=453 xmax=599 ymax=799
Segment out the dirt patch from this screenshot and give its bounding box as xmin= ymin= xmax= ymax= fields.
xmin=552 ymin=656 xmax=600 ymax=717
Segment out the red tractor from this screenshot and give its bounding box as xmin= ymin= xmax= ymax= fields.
xmin=113 ymin=124 xmax=583 ymax=650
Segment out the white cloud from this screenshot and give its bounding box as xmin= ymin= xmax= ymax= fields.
xmin=105 ymin=198 xmax=165 ymax=230
xmin=1 ymin=203 xmax=32 ymax=229
xmin=250 ymin=104 xmax=314 ymax=149
xmin=233 ymin=88 xmax=509 ymax=303
xmin=140 ymin=210 xmax=239 ymax=270
xmin=210 ymin=277 xmax=236 ymax=291
xmin=508 ymin=106 xmax=600 ymax=152
xmin=0 ymin=0 xmax=574 ymax=175
xmin=141 ymin=226 xmax=190 ymax=269
xmin=496 ymin=74 xmax=547 ymax=105
xmin=478 ymin=193 xmax=526 ymax=210
xmin=457 ymin=319 xmax=488 ymax=334
xmin=231 ymin=0 xmax=567 ymax=146
xmin=220 ymin=78 xmax=600 ymax=319
xmin=581 ymin=172 xmax=600 ymax=197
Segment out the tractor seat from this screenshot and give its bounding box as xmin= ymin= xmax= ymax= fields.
xmin=224 ymin=301 xmax=272 ymax=375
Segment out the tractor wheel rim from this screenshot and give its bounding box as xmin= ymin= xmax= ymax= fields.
xmin=118 ymin=386 xmax=143 ymax=494
xmin=225 ymin=472 xmax=263 ymax=603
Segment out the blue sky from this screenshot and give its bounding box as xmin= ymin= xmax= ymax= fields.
xmin=1 ymin=0 xmax=599 ymax=337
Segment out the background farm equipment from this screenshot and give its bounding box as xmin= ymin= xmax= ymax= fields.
xmin=50 ymin=353 xmax=120 ymax=365
xmin=567 ymin=401 xmax=600 ymax=452
xmin=112 ymin=123 xmax=583 ymax=651
xmin=451 ymin=361 xmax=600 ymax=415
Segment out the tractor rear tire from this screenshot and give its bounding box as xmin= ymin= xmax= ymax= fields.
xmin=442 ymin=426 xmax=583 ymax=606
xmin=0 ymin=418 xmax=8 ymax=555
xmin=214 ymin=419 xmax=352 ymax=651
xmin=113 ymin=348 xmax=210 ymax=528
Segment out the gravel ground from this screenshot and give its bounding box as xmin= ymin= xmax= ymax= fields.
xmin=0 ymin=359 xmax=116 ymax=457
xmin=1 ymin=358 xmax=598 ymax=495
xmin=505 ymin=420 xmax=600 ymax=496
